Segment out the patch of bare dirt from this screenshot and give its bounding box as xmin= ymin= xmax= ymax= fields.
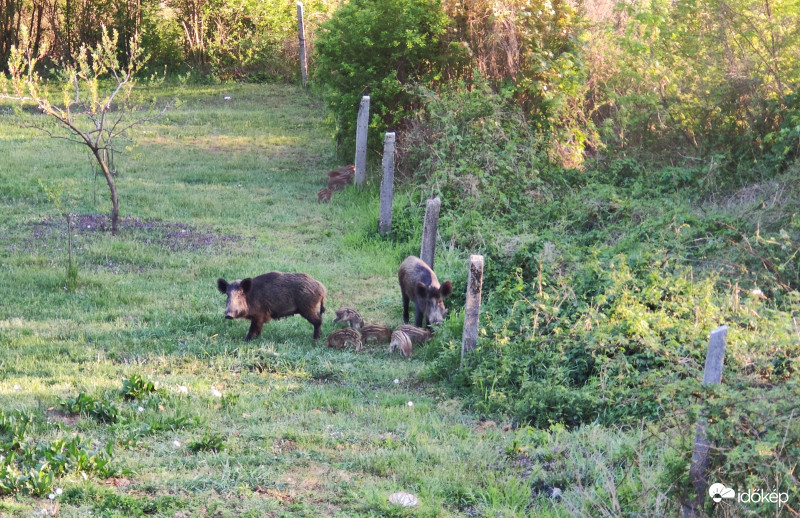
xmin=271 ymin=438 xmax=298 ymax=455
xmin=46 ymin=408 xmax=81 ymax=427
xmin=103 ymin=477 xmax=134 ymax=489
xmin=22 ymin=214 xmax=251 ymax=255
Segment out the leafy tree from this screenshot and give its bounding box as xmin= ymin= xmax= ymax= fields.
xmin=165 ymin=0 xmax=335 ymax=80
xmin=1 ymin=26 xmax=174 ymax=234
xmin=314 ymin=0 xmax=452 ymax=156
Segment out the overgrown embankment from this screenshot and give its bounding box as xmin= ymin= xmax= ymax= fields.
xmin=385 ymin=84 xmax=800 ymax=513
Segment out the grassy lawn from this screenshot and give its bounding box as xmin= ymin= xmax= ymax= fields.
xmin=0 ymin=83 xmax=563 ymax=517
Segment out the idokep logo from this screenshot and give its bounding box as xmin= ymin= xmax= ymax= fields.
xmin=709 ymin=483 xmax=735 ymax=503
xmin=709 ymin=482 xmax=790 ymax=507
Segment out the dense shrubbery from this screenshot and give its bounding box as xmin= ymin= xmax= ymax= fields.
xmin=397 ymin=82 xmax=551 ymax=248
xmin=377 ymin=64 xmax=800 ymax=508
xmin=0 ymin=0 xmax=336 ymax=81
xmin=314 ymin=0 xmax=452 ymax=155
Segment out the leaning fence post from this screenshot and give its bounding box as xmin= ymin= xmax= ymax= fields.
xmin=461 ymin=255 xmax=484 ymax=362
xmin=682 ymin=325 xmax=728 ymax=518
xmin=296 ymin=2 xmax=308 ymax=87
xmin=354 ymin=95 xmax=370 ymax=186
xmin=420 ymin=197 xmax=440 ymax=268
xmin=379 ymin=132 xmax=396 ymax=234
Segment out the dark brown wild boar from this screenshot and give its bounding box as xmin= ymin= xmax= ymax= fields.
xmin=398 ymin=256 xmax=453 ymax=327
xmin=217 ymin=272 xmax=326 ymax=341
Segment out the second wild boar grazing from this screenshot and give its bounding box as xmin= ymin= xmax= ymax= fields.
xmin=332 ymin=306 xmax=363 ymax=329
xmin=217 ymin=272 xmax=326 ymax=341
xmin=327 ymin=328 xmax=362 ymax=351
xmin=398 ymin=256 xmax=453 ymax=327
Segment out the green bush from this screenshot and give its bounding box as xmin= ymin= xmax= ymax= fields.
xmin=62 ymin=393 xmax=120 ymax=424
xmin=187 ymin=433 xmax=226 ymax=453
xmin=398 ymin=82 xmax=552 ymax=247
xmin=121 ymin=374 xmax=162 ymax=401
xmin=0 ymin=410 xmax=116 ymax=496
xmin=314 ymin=0 xmax=453 ymax=156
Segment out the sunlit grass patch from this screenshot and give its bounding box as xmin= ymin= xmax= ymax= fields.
xmin=0 ymin=82 xmax=550 ymax=517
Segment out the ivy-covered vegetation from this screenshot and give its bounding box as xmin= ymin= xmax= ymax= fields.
xmin=312 ymin=0 xmax=800 ymax=510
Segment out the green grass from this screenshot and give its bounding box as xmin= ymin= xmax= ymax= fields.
xmin=0 ymin=83 xmax=553 ymax=516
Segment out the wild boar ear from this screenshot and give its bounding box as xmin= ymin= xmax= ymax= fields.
xmin=440 ymin=280 xmax=453 ymax=298
xmin=415 ymin=282 xmax=428 ymax=298
xmin=217 ymin=279 xmax=228 ymax=294
xmin=241 ymin=278 xmax=253 ymax=294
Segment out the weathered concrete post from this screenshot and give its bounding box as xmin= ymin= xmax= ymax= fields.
xmin=354 ymin=95 xmax=370 ymax=186
xmin=296 ymin=2 xmax=308 ymax=87
xmin=682 ymin=325 xmax=728 ymax=518
xmin=461 ymin=255 xmax=484 ymax=362
xmin=379 ymin=132 xmax=396 ymax=234
xmin=420 ymin=197 xmax=440 ymax=268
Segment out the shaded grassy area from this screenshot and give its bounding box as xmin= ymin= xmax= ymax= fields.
xmin=0 ymin=83 xmax=547 ymax=516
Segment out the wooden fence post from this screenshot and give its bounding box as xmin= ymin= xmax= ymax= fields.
xmin=379 ymin=132 xmax=396 ymax=234
xmin=354 ymin=95 xmax=370 ymax=186
xmin=296 ymin=2 xmax=308 ymax=87
xmin=461 ymin=255 xmax=484 ymax=362
xmin=682 ymin=325 xmax=728 ymax=518
xmin=420 ymin=197 xmax=440 ymax=268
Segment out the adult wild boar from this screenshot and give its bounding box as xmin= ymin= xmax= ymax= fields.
xmin=217 ymin=272 xmax=326 ymax=340
xmin=398 ymin=256 xmax=452 ymax=328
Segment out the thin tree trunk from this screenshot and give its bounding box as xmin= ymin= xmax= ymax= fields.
xmin=93 ymin=147 xmax=119 ymax=234
xmin=33 ymin=5 xmax=43 ymax=57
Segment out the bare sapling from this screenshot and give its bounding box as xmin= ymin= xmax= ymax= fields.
xmin=1 ymin=26 xmax=176 ymax=235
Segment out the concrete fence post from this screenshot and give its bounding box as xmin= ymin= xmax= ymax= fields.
xmin=461 ymin=255 xmax=485 ymax=362
xmin=354 ymin=95 xmax=370 ymax=186
xmin=682 ymin=325 xmax=728 ymax=518
xmin=296 ymin=2 xmax=308 ymax=87
xmin=379 ymin=132 xmax=396 ymax=234
xmin=420 ymin=197 xmax=440 ymax=268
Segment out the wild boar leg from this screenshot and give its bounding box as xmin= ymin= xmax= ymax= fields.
xmin=414 ymin=306 xmax=425 ymax=328
xmin=246 ymin=317 xmax=265 ymax=341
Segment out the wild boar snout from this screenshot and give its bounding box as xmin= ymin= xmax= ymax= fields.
xmin=218 ymin=278 xmax=250 ymax=320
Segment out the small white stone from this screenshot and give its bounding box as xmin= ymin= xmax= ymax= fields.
xmin=388 ymin=492 xmax=418 ymax=507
